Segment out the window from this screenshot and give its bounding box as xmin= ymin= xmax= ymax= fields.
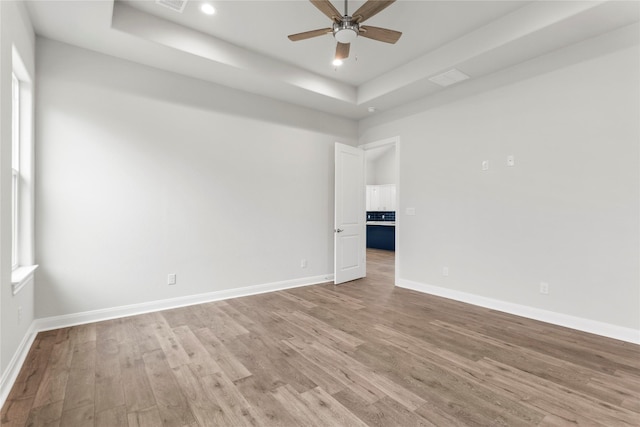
xmin=10 ymin=48 xmax=38 ymax=295
xmin=12 ymin=72 xmax=20 ymax=270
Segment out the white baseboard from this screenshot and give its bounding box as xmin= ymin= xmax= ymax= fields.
xmin=1 ymin=273 xmax=333 ymax=409
xmin=33 ymin=274 xmax=334 ymax=332
xmin=0 ymin=322 xmax=38 ymax=408
xmin=397 ymin=278 xmax=640 ymax=345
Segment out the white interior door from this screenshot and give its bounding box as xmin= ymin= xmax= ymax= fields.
xmin=334 ymin=142 xmax=365 ymax=284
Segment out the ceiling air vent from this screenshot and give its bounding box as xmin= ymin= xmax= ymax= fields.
xmin=156 ymin=0 xmax=188 ymax=13
xmin=429 ymin=69 xmax=470 ymax=87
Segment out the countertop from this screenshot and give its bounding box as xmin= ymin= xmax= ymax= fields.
xmin=366 ymin=221 xmax=395 ymax=226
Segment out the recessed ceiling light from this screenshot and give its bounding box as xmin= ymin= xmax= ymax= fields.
xmin=200 ymin=3 xmax=215 ymax=15
xmin=368 ymin=106 xmax=376 ymax=113
xmin=332 ymin=59 xmax=343 ymax=67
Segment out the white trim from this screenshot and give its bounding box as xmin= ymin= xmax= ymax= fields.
xmin=358 ymin=137 xmax=398 ymax=151
xmin=33 ymin=274 xmax=333 ymax=332
xmin=397 ymin=278 xmax=640 ymax=345
xmin=0 ymin=322 xmax=38 ymax=408
xmin=11 ymin=264 xmax=38 ymax=296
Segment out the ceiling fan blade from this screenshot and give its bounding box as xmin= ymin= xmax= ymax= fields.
xmin=335 ymin=42 xmax=350 ymax=60
xmin=288 ymin=28 xmax=332 ymax=41
xmin=352 ymin=0 xmax=396 ymax=23
xmin=359 ymin=25 xmax=402 ymax=44
xmin=310 ymin=0 xmax=342 ymax=22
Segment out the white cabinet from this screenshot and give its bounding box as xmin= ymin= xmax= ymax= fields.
xmin=366 ymin=184 xmax=396 ymax=211
xmin=366 ymin=186 xmax=376 ymax=211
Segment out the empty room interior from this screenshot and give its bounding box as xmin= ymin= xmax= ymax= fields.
xmin=1 ymin=0 xmax=639 ymax=425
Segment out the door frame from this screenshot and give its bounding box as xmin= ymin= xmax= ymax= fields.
xmin=359 ymin=136 xmax=400 ymax=286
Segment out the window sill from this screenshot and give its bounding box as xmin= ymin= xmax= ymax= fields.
xmin=11 ymin=265 xmax=38 ymax=296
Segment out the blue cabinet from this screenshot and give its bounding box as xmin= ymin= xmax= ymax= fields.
xmin=366 ymin=225 xmax=395 ymax=251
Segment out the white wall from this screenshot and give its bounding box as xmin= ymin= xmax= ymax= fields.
xmin=360 ymin=45 xmax=639 ymax=334
xmin=35 ymin=39 xmax=357 ymax=319
xmin=373 ymin=148 xmax=396 ymax=185
xmin=0 ymin=0 xmax=36 ymax=381
xmin=365 ymin=146 xmax=396 ymax=185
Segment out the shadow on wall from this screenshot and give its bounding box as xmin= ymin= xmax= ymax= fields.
xmin=37 ymin=38 xmax=358 ymax=140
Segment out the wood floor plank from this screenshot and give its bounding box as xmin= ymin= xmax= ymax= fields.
xmin=127 ymin=406 xmax=165 ymax=427
xmin=304 ymin=287 xmax=366 ymax=311
xmin=215 ymin=301 xmax=258 ymax=329
xmin=356 ymin=330 xmax=546 ymax=425
xmin=478 ymin=357 xmax=639 ymax=426
xmin=198 ymin=372 xmax=259 ymax=426
xmin=59 ymin=403 xmax=94 ymax=426
xmin=225 ymin=298 xmax=293 ymax=341
xmin=332 ymin=389 xmax=438 ymax=427
xmin=1 ymin=396 xmax=34 ymax=427
xmin=31 ymin=337 xmax=73 ymax=409
xmin=23 ymin=400 xmax=63 ymax=427
xmin=278 ymin=290 xmax=317 ymax=309
xmin=194 ymin=302 xmax=250 ymax=339
xmin=171 ymin=325 xmax=223 ymax=376
xmin=149 ymin=312 xmax=193 ymax=369
xmin=171 ymin=364 xmax=233 ymax=426
xmin=192 ymin=327 xmax=252 ymax=382
xmin=299 ymin=386 xmax=369 ymax=427
xmin=291 ymin=337 xmax=428 ymax=411
xmin=61 ymin=340 xmax=96 ymax=413
xmin=277 ymin=341 xmax=347 ymax=395
xmin=95 ymin=405 xmax=127 ymax=427
xmin=129 ymin=313 xmax=163 ymax=355
xmin=142 ymin=349 xmax=196 ymax=426
xmin=275 ymin=309 xmax=364 ymax=349
xmin=161 ymin=306 xmax=207 ymax=330
xmin=94 ymin=337 xmax=124 ymax=413
xmin=233 ymin=375 xmax=304 ymax=426
xmin=271 ymin=384 xmax=328 ymax=426
xmin=3 ymin=248 xmax=639 ymax=426
xmin=118 ymin=341 xmax=156 ymax=413
xmin=281 ymin=338 xmax=383 ymax=404
xmin=226 ymin=332 xmax=317 ymax=393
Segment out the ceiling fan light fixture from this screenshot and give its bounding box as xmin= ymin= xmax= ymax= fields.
xmin=333 ymin=19 xmax=359 ymax=44
xmin=334 ymin=27 xmax=358 ymax=43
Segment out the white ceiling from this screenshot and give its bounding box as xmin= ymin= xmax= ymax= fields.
xmin=25 ymin=0 xmax=640 ymax=119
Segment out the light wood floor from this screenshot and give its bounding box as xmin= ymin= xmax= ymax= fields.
xmin=2 ymin=249 xmax=639 ymax=426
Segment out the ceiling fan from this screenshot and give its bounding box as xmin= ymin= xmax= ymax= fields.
xmin=288 ymin=0 xmax=402 ymax=64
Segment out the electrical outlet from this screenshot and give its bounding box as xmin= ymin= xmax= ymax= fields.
xmin=301 ymin=259 xmax=307 ymax=269
xmin=540 ymin=282 xmax=549 ymax=295
xmin=168 ymin=273 xmax=177 ymax=285
xmin=443 ymin=267 xmax=449 ymax=277
xmin=507 ymin=155 xmax=515 ymax=166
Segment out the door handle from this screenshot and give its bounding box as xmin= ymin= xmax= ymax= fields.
xmin=335 ymin=228 xmax=344 ymax=233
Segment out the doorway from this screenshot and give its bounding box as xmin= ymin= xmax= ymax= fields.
xmin=360 ymin=137 xmax=399 ymax=285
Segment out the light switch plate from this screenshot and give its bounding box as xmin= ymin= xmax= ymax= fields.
xmin=482 ymin=160 xmax=489 ymax=171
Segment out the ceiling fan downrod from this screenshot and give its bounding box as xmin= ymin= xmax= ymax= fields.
xmin=333 ymin=0 xmax=358 ymax=44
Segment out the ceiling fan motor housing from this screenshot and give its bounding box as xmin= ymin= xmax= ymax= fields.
xmin=333 ymin=17 xmax=359 ymax=43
